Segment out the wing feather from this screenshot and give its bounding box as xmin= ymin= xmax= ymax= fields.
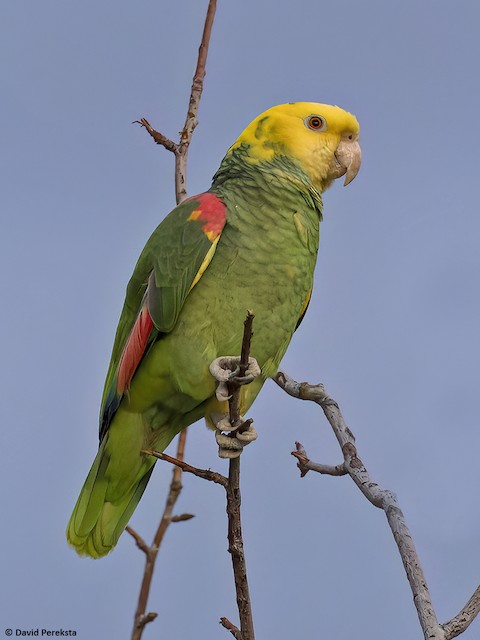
xmin=99 ymin=192 xmax=227 ymax=441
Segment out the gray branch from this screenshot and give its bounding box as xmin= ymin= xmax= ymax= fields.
xmin=274 ymin=371 xmax=480 ymax=640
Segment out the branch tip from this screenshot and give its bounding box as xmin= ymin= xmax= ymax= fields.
xmin=136 ymin=612 xmax=158 ymax=629
xmin=170 ymin=513 xmax=195 ymax=523
xmin=220 ymin=616 xmax=243 ymax=640
xmin=126 ymin=526 xmax=150 ymax=555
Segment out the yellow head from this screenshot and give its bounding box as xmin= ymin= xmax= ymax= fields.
xmin=229 ymin=102 xmax=361 ymax=191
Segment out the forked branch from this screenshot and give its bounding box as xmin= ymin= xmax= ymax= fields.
xmin=127 ymin=430 xmax=188 ymax=640
xmin=136 ymin=0 xmax=217 ymax=203
xmin=274 ymin=371 xmax=480 ymax=640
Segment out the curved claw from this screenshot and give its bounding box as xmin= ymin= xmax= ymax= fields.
xmin=214 ymin=381 xmax=231 ymax=402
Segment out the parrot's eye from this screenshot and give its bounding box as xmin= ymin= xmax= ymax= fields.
xmin=305 ymin=115 xmax=326 ymax=131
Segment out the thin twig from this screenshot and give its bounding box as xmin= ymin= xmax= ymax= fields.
xmin=129 ymin=430 xmax=187 ymax=640
xmin=225 ymin=457 xmax=253 ymax=640
xmin=223 ymin=311 xmax=256 ymax=640
xmin=134 ymin=118 xmax=177 ymax=152
xmin=143 ymin=449 xmax=227 ymax=488
xmin=228 ymin=310 xmax=255 ymax=426
xmin=220 ymin=616 xmax=243 ymax=640
xmin=170 ymin=513 xmax=195 ymax=523
xmin=125 ymin=525 xmax=150 ymax=555
xmin=175 ymin=0 xmax=217 ymax=203
xmin=275 ymin=370 xmax=480 ymax=640
xmin=137 ymin=0 xmax=217 ymax=203
xmin=292 ymin=441 xmax=347 ymax=477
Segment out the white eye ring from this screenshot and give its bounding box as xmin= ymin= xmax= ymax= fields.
xmin=305 ymin=115 xmax=327 ymax=131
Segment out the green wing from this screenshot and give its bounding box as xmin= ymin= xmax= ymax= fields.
xmin=99 ymin=192 xmax=227 ymax=440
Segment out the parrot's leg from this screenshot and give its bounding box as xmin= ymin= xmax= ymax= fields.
xmin=209 ymin=355 xmax=261 ymax=458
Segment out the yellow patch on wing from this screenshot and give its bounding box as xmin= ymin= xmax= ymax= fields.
xmin=299 ymin=287 xmax=312 ymax=318
xmin=188 ymin=208 xmax=224 ymax=242
xmin=188 ymin=208 xmax=202 ymax=222
xmin=205 ymin=229 xmax=218 ymax=242
xmin=188 ymin=238 xmax=220 ymax=293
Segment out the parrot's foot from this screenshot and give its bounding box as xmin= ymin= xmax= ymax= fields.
xmin=209 ymin=355 xmax=260 ymax=458
xmin=209 ymin=356 xmax=261 ymax=402
xmin=215 ymin=419 xmax=258 ymax=459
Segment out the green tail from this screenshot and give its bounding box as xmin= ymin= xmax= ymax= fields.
xmin=66 ymin=415 xmax=157 ymax=558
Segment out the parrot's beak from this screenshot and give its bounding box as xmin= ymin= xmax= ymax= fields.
xmin=333 ymin=138 xmax=362 ymax=186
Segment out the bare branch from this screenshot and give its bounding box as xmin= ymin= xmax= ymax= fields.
xmin=170 ymin=513 xmax=195 ymax=523
xmin=137 ymin=0 xmax=218 ymax=203
xmin=292 ymin=450 xmax=347 ymax=478
xmin=225 ymin=456 xmax=253 ymax=640
xmin=442 ymin=585 xmax=480 ymax=639
xmin=221 ymin=311 xmax=256 ymax=640
xmin=175 ymin=0 xmax=217 ymax=202
xmin=130 ymin=430 xmax=187 ymax=640
xmin=143 ymin=449 xmax=227 ymax=488
xmin=180 ymin=0 xmax=217 ymax=147
xmin=227 ymin=310 xmax=255 ymax=426
xmin=134 ymin=118 xmax=177 ymax=153
xmin=125 ymin=526 xmax=150 ymax=556
xmin=291 ymin=441 xmax=346 ymax=477
xmin=275 ymin=370 xmax=480 ymax=640
xmin=220 ymin=616 xmax=243 ymax=640
xmin=136 ymin=612 xmax=158 ymax=629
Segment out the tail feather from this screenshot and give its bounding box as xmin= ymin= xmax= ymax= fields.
xmin=75 ymin=466 xmax=154 ymax=559
xmin=70 ymin=439 xmax=110 ymax=540
xmin=66 ymin=433 xmax=155 ymax=559
xmin=67 ymin=407 xmax=182 ymax=558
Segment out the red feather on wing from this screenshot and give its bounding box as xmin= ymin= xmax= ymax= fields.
xmin=116 ymin=304 xmax=154 ymax=395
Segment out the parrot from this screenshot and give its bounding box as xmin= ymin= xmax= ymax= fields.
xmin=67 ymin=101 xmax=361 ymax=558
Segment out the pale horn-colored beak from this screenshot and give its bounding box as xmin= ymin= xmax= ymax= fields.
xmin=335 ymin=138 xmax=362 ymax=186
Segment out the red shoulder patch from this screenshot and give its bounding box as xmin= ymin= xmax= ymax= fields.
xmin=117 ymin=304 xmax=154 ymax=394
xmin=187 ymin=192 xmax=227 ymax=242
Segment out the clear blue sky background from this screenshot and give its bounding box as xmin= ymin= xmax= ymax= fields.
xmin=2 ymin=1 xmax=480 ymax=638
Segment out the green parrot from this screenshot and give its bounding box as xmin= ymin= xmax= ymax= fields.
xmin=67 ymin=102 xmax=361 ymax=558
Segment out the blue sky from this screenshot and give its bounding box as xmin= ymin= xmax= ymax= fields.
xmin=2 ymin=1 xmax=480 ymax=638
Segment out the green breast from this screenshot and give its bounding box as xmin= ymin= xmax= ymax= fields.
xmin=180 ymin=150 xmax=322 ymax=374
xmin=128 ymin=149 xmax=322 ymax=426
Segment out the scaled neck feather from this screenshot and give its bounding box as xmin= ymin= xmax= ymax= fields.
xmin=211 ymin=144 xmax=323 ymax=220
